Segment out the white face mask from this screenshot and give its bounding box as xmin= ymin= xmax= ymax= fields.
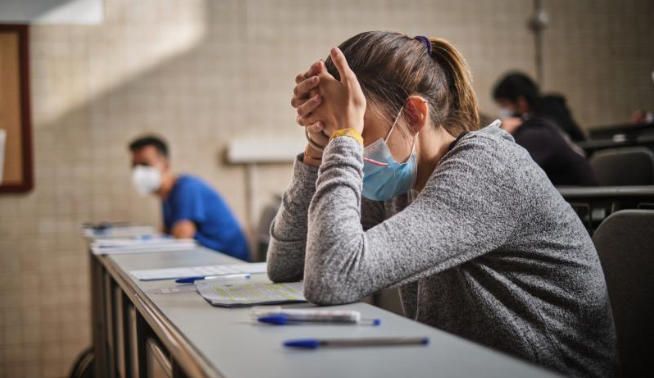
xmin=131 ymin=165 xmax=162 ymax=195
xmin=498 ymin=107 xmax=514 ymax=119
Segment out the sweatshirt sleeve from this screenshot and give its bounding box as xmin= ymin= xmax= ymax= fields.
xmin=303 ymin=135 xmax=521 ymax=305
xmin=267 ymin=153 xmax=388 ymax=282
xmin=266 ymin=154 xmax=319 ymax=282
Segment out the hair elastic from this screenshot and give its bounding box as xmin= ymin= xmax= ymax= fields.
xmin=414 ymin=35 xmax=432 ymax=55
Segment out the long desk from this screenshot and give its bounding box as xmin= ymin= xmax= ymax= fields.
xmin=90 ymin=247 xmax=558 ymax=378
xmin=559 ymin=185 xmax=654 ymax=233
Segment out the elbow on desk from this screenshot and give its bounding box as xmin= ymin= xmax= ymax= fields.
xmin=303 ymin=268 xmax=360 ymax=306
xmin=265 ymin=238 xmax=305 ymax=283
xmin=267 ymin=263 xmax=303 ymax=283
xmin=303 ymin=278 xmax=359 ymax=306
xmin=303 ymin=237 xmax=367 ymax=305
xmin=265 ymin=253 xmax=358 ymax=304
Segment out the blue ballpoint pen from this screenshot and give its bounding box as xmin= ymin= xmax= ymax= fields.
xmin=175 ymin=273 xmax=251 ymax=284
xmin=283 ymin=337 xmax=429 ymax=349
xmin=258 ymin=314 xmax=381 ymax=326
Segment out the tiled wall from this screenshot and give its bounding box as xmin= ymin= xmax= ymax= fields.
xmin=0 ymin=0 xmax=651 ymax=376
xmin=544 ymin=0 xmax=654 ymax=127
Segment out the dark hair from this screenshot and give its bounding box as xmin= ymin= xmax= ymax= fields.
xmin=492 ymin=72 xmax=540 ymax=107
xmin=128 ymin=135 xmax=169 ymax=158
xmin=324 ymin=31 xmax=479 ymax=136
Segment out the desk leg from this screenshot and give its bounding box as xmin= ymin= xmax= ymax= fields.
xmin=126 ymin=290 xmax=151 ymax=377
xmin=115 ymin=286 xmax=127 ymax=377
xmin=104 ymin=272 xmax=117 ymax=378
xmin=90 ymin=254 xmax=108 ymax=378
xmin=145 ymin=338 xmax=173 ymax=378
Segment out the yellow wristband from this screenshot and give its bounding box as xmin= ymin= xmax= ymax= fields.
xmin=330 ymin=128 xmax=364 ymax=146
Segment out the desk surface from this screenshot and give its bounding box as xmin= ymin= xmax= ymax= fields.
xmin=103 ymin=248 xmax=557 ymax=378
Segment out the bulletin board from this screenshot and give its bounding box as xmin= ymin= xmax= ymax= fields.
xmin=0 ymin=24 xmax=32 ymax=193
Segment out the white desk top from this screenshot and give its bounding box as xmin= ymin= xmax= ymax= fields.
xmin=106 ymin=248 xmax=558 ymax=378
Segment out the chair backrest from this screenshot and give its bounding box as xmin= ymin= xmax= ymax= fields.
xmin=590 ymin=147 xmax=654 ymax=185
xmin=592 ymin=210 xmax=654 ymax=377
xmin=558 ymin=186 xmax=654 ymax=233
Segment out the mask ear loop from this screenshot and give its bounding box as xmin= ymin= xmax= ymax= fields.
xmin=362 ymin=106 xmax=405 ymax=168
xmin=384 ymin=105 xmax=404 ymax=143
xmin=384 ymin=105 xmax=418 ymax=164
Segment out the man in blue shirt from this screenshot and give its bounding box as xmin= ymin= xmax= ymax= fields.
xmin=128 ymin=135 xmax=250 ymax=260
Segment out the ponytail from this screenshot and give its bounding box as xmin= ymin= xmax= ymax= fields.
xmin=429 ymin=38 xmax=480 ymax=135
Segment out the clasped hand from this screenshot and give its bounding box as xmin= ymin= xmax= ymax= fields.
xmin=291 ymin=48 xmax=366 ymax=166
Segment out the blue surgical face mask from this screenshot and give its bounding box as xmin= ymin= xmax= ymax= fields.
xmin=362 ymin=107 xmax=417 ymax=201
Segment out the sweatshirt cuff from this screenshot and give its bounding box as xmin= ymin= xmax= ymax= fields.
xmin=321 ymin=135 xmax=364 ymax=172
xmin=293 ymin=152 xmax=319 ymax=185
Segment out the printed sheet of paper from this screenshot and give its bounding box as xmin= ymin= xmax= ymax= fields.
xmin=83 ymin=225 xmax=157 ymax=239
xmin=131 ymin=262 xmax=268 ymax=281
xmin=91 ymin=237 xmax=196 ymax=255
xmin=195 ymin=280 xmax=306 ymax=307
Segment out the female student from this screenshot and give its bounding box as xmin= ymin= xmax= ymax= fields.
xmin=267 ymin=31 xmax=616 ymax=377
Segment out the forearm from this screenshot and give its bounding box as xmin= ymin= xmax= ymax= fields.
xmin=171 ymin=220 xmax=196 ymax=239
xmin=305 ymin=137 xmax=417 ymax=304
xmin=304 ymin=137 xmax=371 ymax=304
xmin=266 ymin=154 xmax=318 ymax=282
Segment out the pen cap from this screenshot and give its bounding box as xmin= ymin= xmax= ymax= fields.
xmin=283 ymin=339 xmax=322 ymax=349
xmin=257 ymin=315 xmax=291 ymax=325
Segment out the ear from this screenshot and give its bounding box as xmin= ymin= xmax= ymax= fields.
xmin=405 ymin=95 xmax=429 ymax=134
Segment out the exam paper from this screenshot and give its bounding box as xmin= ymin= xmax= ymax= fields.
xmin=195 ymin=280 xmax=306 ymax=307
xmin=83 ymin=225 xmax=157 ymax=239
xmin=91 ymin=237 xmax=196 ymax=255
xmin=130 ymin=262 xmax=268 ymax=281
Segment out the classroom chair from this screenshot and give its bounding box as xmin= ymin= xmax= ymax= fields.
xmin=590 ymin=147 xmax=654 ymax=185
xmin=592 ymin=209 xmax=654 ymax=377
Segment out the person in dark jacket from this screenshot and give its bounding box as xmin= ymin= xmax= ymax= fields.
xmin=511 ymin=117 xmax=597 ymax=186
xmin=493 ymin=72 xmax=586 ymax=142
xmin=492 ymin=72 xmax=596 ymax=186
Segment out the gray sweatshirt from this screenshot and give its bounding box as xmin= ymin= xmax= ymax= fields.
xmin=267 ymin=123 xmax=617 ymax=377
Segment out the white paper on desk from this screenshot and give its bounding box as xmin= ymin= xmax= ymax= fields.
xmin=83 ymin=225 xmax=157 ymax=239
xmin=91 ymin=237 xmax=196 ymax=255
xmin=130 ymin=262 xmax=268 ymax=281
xmin=196 ymin=280 xmax=306 ymax=307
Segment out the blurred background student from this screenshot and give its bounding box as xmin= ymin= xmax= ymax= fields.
xmin=129 ymin=135 xmax=250 ymax=260
xmin=493 ymin=71 xmax=586 ymax=142
xmin=492 ymin=72 xmax=597 ymax=186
